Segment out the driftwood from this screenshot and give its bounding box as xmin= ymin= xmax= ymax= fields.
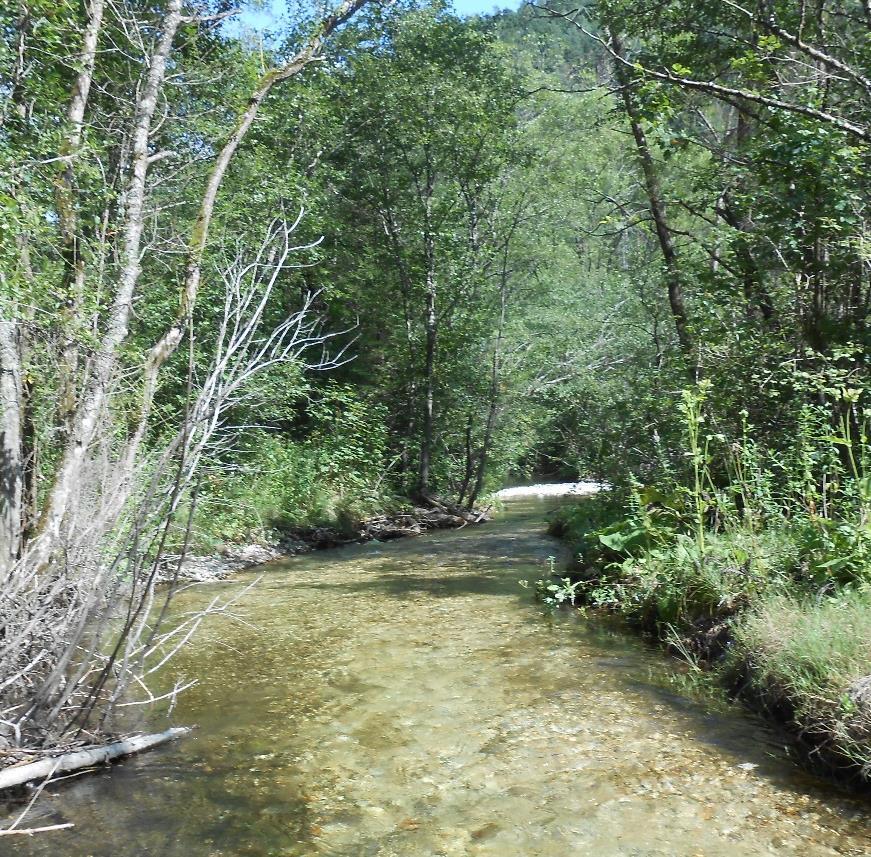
xmin=418 ymin=494 xmax=482 ymax=522
xmin=0 ymin=822 xmax=75 ymax=836
xmin=290 ymin=504 xmax=483 ymax=547
xmin=0 ymin=727 xmax=190 ymax=792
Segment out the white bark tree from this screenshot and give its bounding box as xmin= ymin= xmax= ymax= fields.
xmin=1 ymin=215 xmax=349 ymax=752
xmin=0 ymin=0 xmax=369 ymax=754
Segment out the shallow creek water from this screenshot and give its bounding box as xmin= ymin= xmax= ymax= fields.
xmin=6 ymin=498 xmax=871 ymax=856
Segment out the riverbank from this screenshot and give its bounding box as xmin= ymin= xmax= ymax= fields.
xmin=166 ymin=485 xmax=604 ymax=583
xmin=161 ymin=502 xmax=488 ymax=582
xmin=548 ymin=493 xmax=871 ymax=790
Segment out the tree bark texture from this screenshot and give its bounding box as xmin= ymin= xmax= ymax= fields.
xmin=610 ymin=32 xmax=695 ymax=366
xmin=0 ymin=727 xmax=190 ymax=791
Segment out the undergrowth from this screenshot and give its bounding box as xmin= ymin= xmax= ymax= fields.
xmin=183 ymin=386 xmax=398 ymax=551
xmin=543 ymin=375 xmax=871 ymax=785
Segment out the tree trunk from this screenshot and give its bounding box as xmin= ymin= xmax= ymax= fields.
xmin=419 ymin=266 xmax=437 ymax=496
xmin=467 ymin=263 xmax=508 ymax=510
xmin=717 ymin=107 xmax=778 ymax=327
xmin=610 ymin=32 xmax=695 ymax=368
xmin=0 ymin=4 xmax=38 ymax=572
xmin=55 ymin=0 xmax=106 ymax=431
xmin=381 ymin=209 xmax=419 ymax=479
xmin=456 ymin=414 xmax=474 ymax=506
xmin=26 ymin=0 xmax=184 ymax=572
xmin=0 ymin=322 xmax=24 ymax=571
xmin=719 ymin=191 xmax=777 ymax=326
xmin=418 ymin=179 xmax=437 ymax=497
xmin=25 ymin=0 xmax=370 ymax=573
xmin=0 ymin=727 xmax=190 ymax=791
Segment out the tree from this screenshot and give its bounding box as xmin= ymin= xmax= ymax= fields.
xmin=321 ymin=2 xmax=522 ymax=497
xmin=0 ymin=0 xmax=369 ymax=751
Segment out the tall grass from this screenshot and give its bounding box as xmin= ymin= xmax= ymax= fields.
xmin=735 ymin=587 xmax=871 ymax=776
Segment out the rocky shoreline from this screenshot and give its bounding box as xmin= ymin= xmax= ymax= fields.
xmin=158 ymin=482 xmax=604 ymax=582
xmin=159 ymin=504 xmax=487 ymax=582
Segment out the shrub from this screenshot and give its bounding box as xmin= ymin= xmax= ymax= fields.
xmin=188 ymin=386 xmax=395 ymax=550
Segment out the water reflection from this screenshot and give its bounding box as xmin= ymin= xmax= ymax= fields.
xmin=4 ymin=499 xmax=870 ymax=856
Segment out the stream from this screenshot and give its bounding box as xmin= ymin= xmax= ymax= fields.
xmin=5 ymin=497 xmax=871 ymax=856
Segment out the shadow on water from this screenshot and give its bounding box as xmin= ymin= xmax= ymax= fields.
xmin=299 ymin=569 xmax=522 ymax=600
xmin=283 ymin=513 xmax=864 ymax=798
xmin=286 ymin=501 xmax=869 ymax=819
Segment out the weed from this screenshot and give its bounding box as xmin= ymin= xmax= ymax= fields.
xmin=542 ymin=376 xmax=871 ymax=783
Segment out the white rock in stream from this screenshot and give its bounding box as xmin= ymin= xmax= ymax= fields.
xmin=495 ymin=481 xmax=603 ymax=499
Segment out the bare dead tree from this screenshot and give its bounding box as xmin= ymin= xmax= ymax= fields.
xmin=0 ymin=0 xmax=370 ymax=763
xmin=0 ymin=215 xmax=351 ymax=757
xmin=5 ymin=0 xmax=370 ymax=581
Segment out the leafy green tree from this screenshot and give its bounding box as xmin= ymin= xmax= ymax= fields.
xmin=320 ymin=2 xmax=522 ymax=497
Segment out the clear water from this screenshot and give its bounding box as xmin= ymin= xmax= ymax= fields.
xmin=4 ymin=499 xmax=870 ymax=855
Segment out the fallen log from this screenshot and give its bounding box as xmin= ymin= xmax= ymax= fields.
xmin=366 ymin=525 xmax=422 ymax=540
xmin=417 ymin=494 xmax=489 ymax=524
xmin=473 ymin=504 xmax=492 ymax=524
xmin=0 ymin=727 xmax=191 ymax=792
xmin=421 ymin=511 xmax=465 ymax=528
xmin=0 ymin=822 xmax=75 ymax=836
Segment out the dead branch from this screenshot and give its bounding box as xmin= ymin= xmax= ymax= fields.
xmin=0 ymin=727 xmax=190 ymax=791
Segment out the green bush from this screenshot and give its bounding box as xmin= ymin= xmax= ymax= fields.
xmin=188 ymin=385 xmax=396 ymax=551
xmin=545 ymin=379 xmax=871 ymax=781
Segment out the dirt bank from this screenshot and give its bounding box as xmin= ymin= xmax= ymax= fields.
xmin=159 ymin=505 xmax=486 ymax=582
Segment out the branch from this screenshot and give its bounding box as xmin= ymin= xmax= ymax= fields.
xmin=725 ymin=0 xmax=871 ymax=99
xmin=533 ymin=3 xmax=871 ymax=142
xmin=0 ymin=728 xmax=191 ymax=791
xmin=138 ymin=0 xmax=371 ymax=447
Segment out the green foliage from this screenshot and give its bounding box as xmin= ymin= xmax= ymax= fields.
xmin=548 ymin=373 xmax=870 ymax=778
xmin=192 ymin=434 xmax=324 ymax=548
xmin=533 ymin=576 xmax=584 ymax=607
xmin=793 ymin=515 xmax=871 ymax=589
xmin=312 ymin=2 xmax=528 ymax=497
xmin=553 ymin=488 xmax=684 ymax=567
xmin=552 ymin=370 xmax=870 ymax=617
xmin=526 ymin=554 xmax=585 ymax=607
xmin=5 ymin=0 xmax=869 ymax=563
xmin=5 ymin=0 xmax=871 ymax=782
xmin=733 ymin=587 xmax=871 ymax=772
xmin=189 ymin=385 xmax=393 ymax=550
